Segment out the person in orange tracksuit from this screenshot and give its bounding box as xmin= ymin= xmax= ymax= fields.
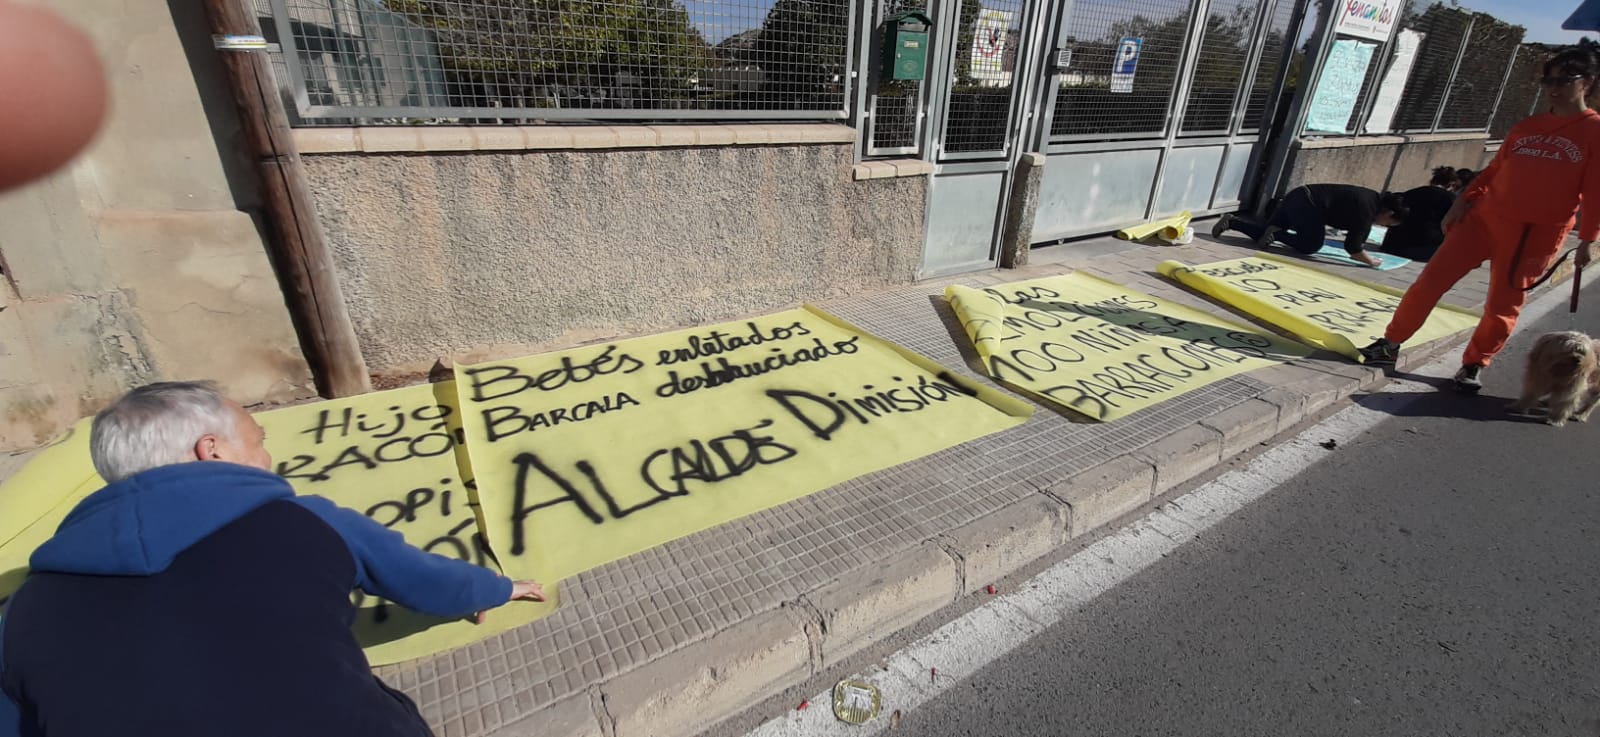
xmin=1360 ymin=48 xmax=1600 ymax=393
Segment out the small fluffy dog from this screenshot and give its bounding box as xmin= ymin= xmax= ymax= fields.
xmin=1510 ymin=331 xmax=1600 ymax=426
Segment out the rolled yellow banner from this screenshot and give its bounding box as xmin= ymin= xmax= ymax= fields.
xmin=1116 ymin=210 xmax=1192 ymax=241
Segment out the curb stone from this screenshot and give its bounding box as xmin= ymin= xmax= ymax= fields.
xmin=801 ymin=543 xmax=961 ymax=668
xmin=1132 ymin=424 xmax=1224 ymax=494
xmin=599 ymin=608 xmax=812 ymax=737
xmin=936 ymin=495 xmax=1070 ymax=593
xmin=1044 ymin=454 xmax=1158 ymax=539
xmin=483 ymin=692 xmax=605 ymax=737
xmin=1198 ymin=397 xmax=1280 ymax=458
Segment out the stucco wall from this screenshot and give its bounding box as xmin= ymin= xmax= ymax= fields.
xmin=0 ymin=0 xmax=314 ymax=451
xmin=302 ymin=144 xmax=926 ymax=375
xmin=1285 ymin=135 xmax=1492 ymax=193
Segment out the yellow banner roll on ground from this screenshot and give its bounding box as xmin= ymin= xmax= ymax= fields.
xmin=1158 ymin=254 xmax=1481 ymax=362
xmin=1116 ymin=211 xmax=1192 ymax=241
xmin=944 ymin=273 xmax=1310 ymax=421
xmin=456 ymin=306 xmax=1033 ymax=583
xmin=256 ymin=382 xmax=558 ymax=665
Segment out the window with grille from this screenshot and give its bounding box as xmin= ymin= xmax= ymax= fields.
xmin=941 ymin=0 xmax=1025 ymax=154
xmin=1436 ymin=13 xmax=1523 ymax=131
xmin=262 ymin=0 xmax=854 ymax=123
xmin=1239 ymin=0 xmax=1296 ymax=131
xmin=1179 ymin=0 xmax=1265 ymax=134
xmin=1387 ymin=1 xmax=1471 ymax=132
xmin=1050 ymin=0 xmax=1195 ymax=139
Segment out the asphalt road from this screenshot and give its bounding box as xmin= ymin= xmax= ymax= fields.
xmin=896 ymin=290 xmax=1600 ymax=737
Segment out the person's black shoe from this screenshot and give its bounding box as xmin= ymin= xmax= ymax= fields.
xmin=1253 ymin=224 xmax=1281 ymax=249
xmin=1453 ymin=364 xmax=1484 ymax=394
xmin=1211 ymin=213 xmax=1234 ymax=239
xmin=1358 ymin=338 xmax=1400 ymax=366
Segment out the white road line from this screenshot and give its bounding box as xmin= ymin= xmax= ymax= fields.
xmin=739 ymin=274 xmax=1595 ymax=737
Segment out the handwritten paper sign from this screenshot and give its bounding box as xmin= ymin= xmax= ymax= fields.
xmin=256 ymin=383 xmax=558 ymax=665
xmin=1158 ymin=254 xmax=1481 ymax=362
xmin=1305 ymin=38 xmax=1375 ymax=134
xmin=457 ymin=307 xmax=1032 ymax=583
xmin=944 ymin=273 xmax=1309 ymax=421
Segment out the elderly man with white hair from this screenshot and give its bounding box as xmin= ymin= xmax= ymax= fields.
xmin=0 ymin=381 xmax=543 ymax=737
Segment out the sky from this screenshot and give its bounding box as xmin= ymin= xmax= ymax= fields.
xmin=1452 ymin=0 xmax=1587 ymax=43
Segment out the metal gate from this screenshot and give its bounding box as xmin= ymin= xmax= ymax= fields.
xmin=910 ymin=0 xmax=1055 ymax=277
xmin=1029 ymin=0 xmax=1302 ymax=242
xmin=890 ymin=0 xmax=1304 ymax=276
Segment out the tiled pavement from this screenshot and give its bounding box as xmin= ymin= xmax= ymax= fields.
xmin=376 ymin=228 xmax=1562 ymax=737
xmin=0 ymin=226 xmax=1562 ymax=737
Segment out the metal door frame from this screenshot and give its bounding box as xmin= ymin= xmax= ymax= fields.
xmin=914 ymin=0 xmax=1057 ymax=277
xmin=1024 ymin=0 xmax=1302 ymax=243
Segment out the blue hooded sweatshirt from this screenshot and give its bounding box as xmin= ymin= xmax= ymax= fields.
xmin=0 ymin=462 xmax=512 ymax=737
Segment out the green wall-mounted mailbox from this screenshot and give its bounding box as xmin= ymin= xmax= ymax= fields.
xmin=884 ymin=11 xmax=932 ymax=81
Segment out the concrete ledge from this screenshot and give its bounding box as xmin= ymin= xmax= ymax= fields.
xmin=293 ymin=123 xmax=856 ymax=154
xmin=938 ymin=496 xmax=1069 ymax=591
xmin=1297 ymin=131 xmax=1488 ymax=150
xmin=1255 ymin=386 xmax=1311 ymax=434
xmin=1198 ymin=397 xmax=1280 ymax=459
xmin=1046 ymin=455 xmax=1157 ymax=539
xmin=600 ymin=608 xmax=812 ymax=737
xmin=1133 ymin=424 xmax=1225 ymax=494
xmin=852 ymin=158 xmax=934 ymax=180
xmin=484 ymin=693 xmax=603 ymax=737
xmin=804 ymin=543 xmax=960 ymax=666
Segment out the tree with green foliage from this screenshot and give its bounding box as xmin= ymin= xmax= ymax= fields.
xmin=750 ymin=0 xmax=850 ymax=107
xmin=384 ymin=0 xmax=714 ymax=108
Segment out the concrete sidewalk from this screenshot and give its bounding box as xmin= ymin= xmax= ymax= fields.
xmin=375 ymin=228 xmax=1563 ymax=737
xmin=0 ymin=227 xmax=1558 ymax=737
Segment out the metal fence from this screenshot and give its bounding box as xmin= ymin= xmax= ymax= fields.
xmin=1386 ymin=2 xmax=1473 ymax=132
xmin=1238 ymin=0 xmax=1296 ymax=131
xmin=262 ymin=0 xmax=855 ymax=122
xmin=1179 ymin=0 xmax=1264 ymax=133
xmin=1489 ymin=45 xmax=1550 ymax=140
xmin=942 ymin=0 xmax=1027 ymax=154
xmin=1048 ymin=0 xmax=1195 ymax=139
xmin=1299 ymin=1 xmax=1530 ymax=139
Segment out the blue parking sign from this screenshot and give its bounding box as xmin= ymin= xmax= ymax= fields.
xmin=1111 ymin=37 xmax=1142 ymax=93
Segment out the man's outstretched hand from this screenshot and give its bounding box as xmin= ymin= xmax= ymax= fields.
xmin=475 ymin=580 xmax=547 ymax=624
xmin=510 ymin=580 xmax=546 ymax=602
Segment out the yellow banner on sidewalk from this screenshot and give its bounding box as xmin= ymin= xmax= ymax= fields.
xmin=0 ymin=422 xmax=101 ymax=613
xmin=1158 ymin=254 xmax=1481 ymax=362
xmin=457 ymin=306 xmax=1032 ymax=583
xmin=255 ymin=383 xmax=558 ymax=665
xmin=945 ymin=273 xmax=1309 ymax=421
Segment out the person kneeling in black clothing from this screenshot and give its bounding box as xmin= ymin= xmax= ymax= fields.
xmin=1212 ymin=184 xmax=1409 ymax=268
xmin=1378 ymin=166 xmax=1459 ymax=262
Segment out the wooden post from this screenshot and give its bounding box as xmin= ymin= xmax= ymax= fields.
xmin=201 ymin=0 xmax=371 ymax=397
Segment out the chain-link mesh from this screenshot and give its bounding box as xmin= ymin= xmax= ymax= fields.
xmin=1436 ymin=13 xmax=1522 ymax=130
xmin=941 ymin=0 xmax=1023 ymax=153
xmin=1489 ymin=46 xmax=1545 ymax=140
xmin=261 ymin=0 xmax=852 ymax=123
xmin=1179 ymin=0 xmax=1263 ymax=133
xmin=1239 ymin=0 xmax=1295 ymax=130
xmin=1050 ymin=0 xmax=1194 ymax=139
xmin=866 ymin=0 xmax=925 ymax=153
xmin=1388 ymin=1 xmax=1471 ymax=132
